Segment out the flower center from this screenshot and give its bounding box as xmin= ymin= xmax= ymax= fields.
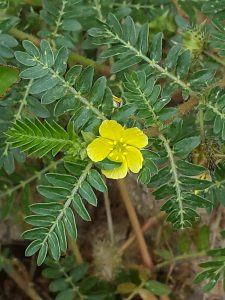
xmin=108 ymin=139 xmax=128 ymax=161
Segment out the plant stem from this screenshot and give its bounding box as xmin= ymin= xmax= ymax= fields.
xmin=1 ymin=256 xmax=43 ymax=300
xmin=103 ymin=189 xmax=115 ymax=243
xmin=9 ymin=28 xmax=40 ymax=45
xmin=117 ymin=179 xmax=154 ymax=270
xmin=204 ymin=50 xmax=225 ymax=67
xmin=68 ymin=238 xmax=83 ymax=264
xmin=125 ymin=282 xmax=145 ymax=300
xmin=119 ymin=212 xmax=165 ymax=255
xmin=198 ymin=107 xmax=206 ymax=143
xmin=156 ymin=251 xmax=206 ymax=269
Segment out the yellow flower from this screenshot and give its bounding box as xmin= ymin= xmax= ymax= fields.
xmin=87 ymin=120 xmax=148 ymax=179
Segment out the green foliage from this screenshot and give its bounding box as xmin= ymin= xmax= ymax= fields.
xmin=0 ymin=65 xmax=19 ymax=97
xmin=7 ymin=118 xmax=78 ymax=157
xmin=3 ymin=0 xmax=225 ymax=296
xmin=22 ymin=161 xmax=108 ymax=265
xmin=39 ymin=0 xmax=82 ymax=47
xmin=14 ymin=39 xmax=113 ymax=126
xmin=88 ymin=14 xmax=215 ymax=94
xmin=194 ymin=244 xmax=225 ymax=292
xmin=42 ymin=256 xmax=110 ymax=300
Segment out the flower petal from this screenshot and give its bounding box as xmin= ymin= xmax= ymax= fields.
xmin=99 ymin=120 xmax=124 ymax=141
xmin=87 ymin=137 xmax=112 ymax=162
xmin=122 ymin=127 xmax=148 ymax=148
xmin=126 ymin=146 xmax=143 ymax=173
xmin=102 ymin=160 xmax=128 ymax=179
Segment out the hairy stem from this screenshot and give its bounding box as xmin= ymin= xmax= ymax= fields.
xmin=159 ymin=134 xmax=185 ymax=227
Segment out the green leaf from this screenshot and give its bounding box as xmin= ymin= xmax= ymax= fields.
xmin=150 ymin=32 xmax=163 ymax=62
xmin=56 ymin=289 xmax=75 ymax=300
xmin=137 ymin=23 xmax=149 ymax=54
xmin=145 ymin=280 xmax=171 ymax=296
xmin=42 ymin=267 xmax=62 ymax=279
xmin=95 ymin=158 xmax=121 ymax=170
xmin=64 ymin=207 xmax=77 ymax=239
xmin=7 ymin=118 xmax=71 ymax=157
xmin=37 ymin=186 xmax=70 ymax=201
xmin=25 ymin=215 xmax=55 ymax=226
xmin=25 ymin=240 xmax=42 ymax=256
xmin=27 ymin=96 xmax=50 ymax=118
xmin=89 ymin=76 xmax=106 ymax=105
xmin=14 ymin=51 xmax=36 ymax=66
xmin=48 ymin=232 xmax=60 ymax=261
xmin=87 ymin=169 xmax=107 ymax=193
xmin=22 ymin=40 xmax=40 ymax=57
xmin=72 ymin=194 xmax=91 ymax=221
xmin=49 ymin=278 xmax=69 ymax=292
xmin=112 ymin=54 xmax=142 ymax=73
xmin=62 ymin=19 xmax=81 ymax=31
xmin=40 ymin=40 xmax=54 ymax=67
xmin=79 ymin=181 xmax=98 ymax=206
xmin=30 ymin=202 xmax=62 ymax=215
xmin=70 ymin=263 xmax=89 ymax=282
xmin=173 ymin=136 xmax=201 ymax=157
xmin=203 ymin=273 xmax=220 ymax=293
xmin=38 ymin=245 xmax=50 ymax=268
xmin=207 ymin=248 xmax=225 ymax=257
xmin=45 ymin=173 xmax=75 ymax=189
xmin=55 ymin=221 xmax=67 ymax=253
xmin=177 ymin=160 xmax=206 ymax=176
xmin=22 ymin=228 xmax=48 ymax=240
xmin=176 ymin=50 xmax=191 ymax=79
xmin=0 ymin=65 xmax=19 ymax=97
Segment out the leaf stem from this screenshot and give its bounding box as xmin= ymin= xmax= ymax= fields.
xmin=107 ymin=30 xmax=196 ymax=96
xmin=35 ymin=57 xmax=107 ymax=121
xmin=3 ymin=79 xmax=33 ymax=156
xmin=156 ymin=251 xmax=206 ymax=269
xmin=159 ymin=134 xmax=185 ymax=228
xmin=41 ymin=162 xmax=93 ymax=247
xmin=0 ymin=159 xmax=63 ymax=199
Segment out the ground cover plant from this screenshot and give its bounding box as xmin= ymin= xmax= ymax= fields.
xmin=1 ymin=0 xmax=225 ymax=299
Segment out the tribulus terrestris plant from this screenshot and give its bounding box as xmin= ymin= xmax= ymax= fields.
xmin=1 ymin=0 xmax=225 ymax=299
